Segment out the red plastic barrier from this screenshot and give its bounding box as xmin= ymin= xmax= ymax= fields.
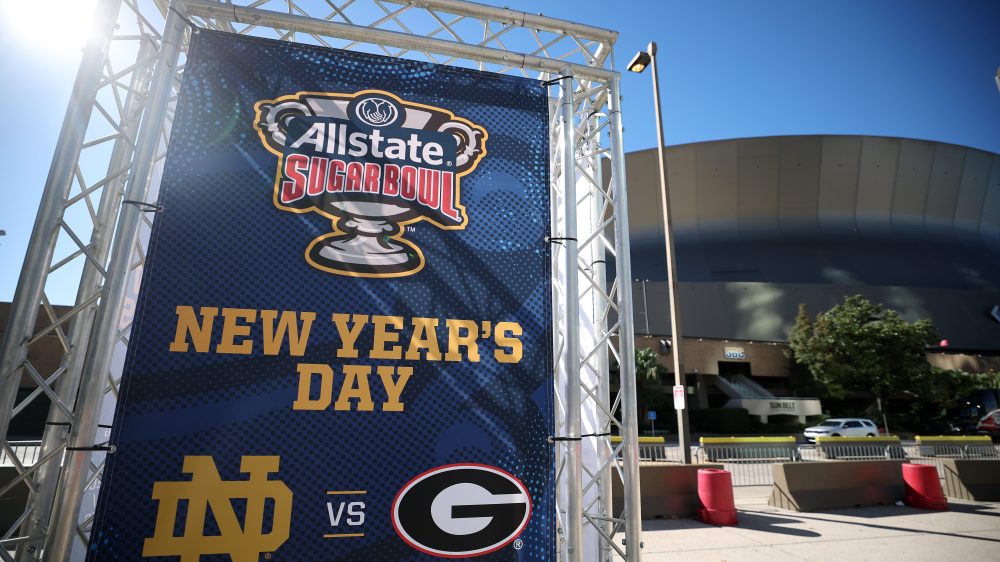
xmin=696 ymin=468 xmax=738 ymax=525
xmin=902 ymin=463 xmax=948 ymax=510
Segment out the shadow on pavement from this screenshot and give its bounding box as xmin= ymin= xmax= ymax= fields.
xmin=638 ymin=512 xmax=822 ymax=538
xmin=946 ymin=502 xmax=1000 ymax=518
xmin=799 ymin=502 xmax=1000 ymax=520
xmin=798 ymin=504 xmax=934 ymax=519
xmin=735 ymin=511 xmax=821 ymax=537
xmin=771 ymin=509 xmax=1000 ymax=544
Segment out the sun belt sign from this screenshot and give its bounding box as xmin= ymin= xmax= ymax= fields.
xmin=255 ymin=89 xmax=487 ymax=278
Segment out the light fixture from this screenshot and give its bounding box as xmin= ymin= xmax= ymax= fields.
xmin=627 ymin=50 xmax=650 ymax=73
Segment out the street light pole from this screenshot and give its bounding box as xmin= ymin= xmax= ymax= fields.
xmin=629 ymin=41 xmax=692 ymax=463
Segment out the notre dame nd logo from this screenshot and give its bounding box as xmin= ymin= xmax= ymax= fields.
xmin=143 ymin=456 xmax=293 ymax=561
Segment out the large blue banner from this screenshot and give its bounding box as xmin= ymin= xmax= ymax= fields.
xmin=88 ymin=30 xmax=553 ymax=561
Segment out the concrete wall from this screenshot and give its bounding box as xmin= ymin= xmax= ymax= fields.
xmin=635 ymin=335 xmax=789 ymax=377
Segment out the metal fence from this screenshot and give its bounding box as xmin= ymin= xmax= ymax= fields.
xmin=915 ymin=442 xmax=999 ymax=459
xmin=629 ymin=441 xmax=1000 ymax=487
xmin=0 ymin=441 xmax=42 ymax=467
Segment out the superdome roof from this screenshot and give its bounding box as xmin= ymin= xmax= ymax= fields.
xmin=626 ymin=135 xmax=1000 ymax=291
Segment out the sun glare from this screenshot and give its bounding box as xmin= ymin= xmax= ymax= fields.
xmin=2 ymin=0 xmax=99 ymax=56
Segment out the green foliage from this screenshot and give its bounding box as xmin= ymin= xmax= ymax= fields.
xmin=634 ymin=347 xmax=661 ymax=381
xmin=787 ymin=295 xmax=937 ymax=401
xmin=633 ymin=346 xmax=671 ymax=412
xmin=916 ymin=368 xmax=1000 ymax=406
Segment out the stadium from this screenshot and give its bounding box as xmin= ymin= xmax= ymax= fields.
xmin=624 ymin=134 xmax=1000 ymax=422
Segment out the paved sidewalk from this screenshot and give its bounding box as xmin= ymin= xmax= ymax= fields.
xmin=619 ymin=487 xmax=1000 ymax=561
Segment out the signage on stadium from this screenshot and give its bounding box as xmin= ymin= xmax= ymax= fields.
xmin=723 ymin=346 xmax=746 ymax=360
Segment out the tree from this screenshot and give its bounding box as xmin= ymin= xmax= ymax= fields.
xmin=634 ymin=347 xmax=661 ymax=382
xmin=916 ymin=368 xmax=1000 ymax=405
xmin=787 ymin=295 xmax=937 ymax=402
xmin=630 ymin=347 xmax=670 ymax=421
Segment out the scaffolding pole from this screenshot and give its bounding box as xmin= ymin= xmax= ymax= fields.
xmin=608 ymin=75 xmax=644 ymax=558
xmin=14 ymin=35 xmax=158 ymax=561
xmin=41 ymin=6 xmax=188 ymax=560
xmin=559 ymin=71 xmax=583 ymax=562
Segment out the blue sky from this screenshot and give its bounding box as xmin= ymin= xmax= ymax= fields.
xmin=1 ymin=0 xmax=998 ymax=304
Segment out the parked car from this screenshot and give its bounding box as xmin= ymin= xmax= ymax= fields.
xmin=976 ymin=409 xmax=1000 ymax=434
xmin=803 ymin=418 xmax=879 ymax=443
xmin=942 ymin=389 xmax=1000 ymax=434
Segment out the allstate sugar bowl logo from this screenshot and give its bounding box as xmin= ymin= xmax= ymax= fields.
xmin=354 ymin=97 xmax=400 ymax=127
xmin=254 ymin=90 xmax=487 ymax=278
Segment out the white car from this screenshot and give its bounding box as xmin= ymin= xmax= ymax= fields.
xmin=803 ymin=418 xmax=879 ymax=443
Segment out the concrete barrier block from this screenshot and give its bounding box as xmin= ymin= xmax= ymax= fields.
xmin=768 ymin=460 xmax=904 ymax=512
xmin=611 ymin=462 xmax=723 ymax=519
xmin=941 ymin=459 xmax=1000 ymax=501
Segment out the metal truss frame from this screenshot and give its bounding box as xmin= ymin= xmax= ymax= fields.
xmin=0 ymin=1 xmax=642 ymax=560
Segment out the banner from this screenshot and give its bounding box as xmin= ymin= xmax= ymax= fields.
xmin=88 ymin=30 xmax=553 ymax=561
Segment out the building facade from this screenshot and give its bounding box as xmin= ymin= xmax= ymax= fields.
xmin=626 ymin=135 xmax=1000 ymax=419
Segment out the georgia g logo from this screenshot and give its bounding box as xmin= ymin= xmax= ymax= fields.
xmin=392 ymin=464 xmax=532 ymax=558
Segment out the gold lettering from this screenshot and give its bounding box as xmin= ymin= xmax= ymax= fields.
xmin=335 ymin=365 xmax=374 ymax=411
xmin=377 ymin=365 xmax=411 ymax=412
xmin=215 ymin=308 xmax=257 ymax=354
xmin=292 ymin=363 xmax=333 ymax=410
xmin=371 ymin=315 xmax=404 ymax=360
xmin=494 ymin=321 xmax=523 ymax=364
xmin=168 ymin=306 xmax=218 ymax=353
xmin=445 ymin=319 xmax=480 ymax=362
xmin=260 ymin=309 xmax=315 ymax=356
xmin=331 ymin=313 xmax=369 ymax=359
xmin=405 ymin=317 xmax=441 ymax=361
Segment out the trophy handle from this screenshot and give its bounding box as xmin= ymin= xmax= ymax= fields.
xmin=256 ymin=100 xmax=311 ymax=152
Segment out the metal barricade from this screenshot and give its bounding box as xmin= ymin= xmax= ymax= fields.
xmin=638 ymin=441 xmax=668 ymax=462
xmin=609 ymin=436 xmax=1000 ymax=488
xmin=901 ymin=445 xmax=947 ymax=478
xmin=693 ymin=447 xmax=788 ymax=487
xmin=0 ymin=440 xmax=41 ymax=467
xmin=906 ymin=438 xmax=1000 ymax=481
xmin=915 ymin=436 xmax=999 ymax=458
xmin=699 ymin=437 xmax=800 ymax=462
xmin=697 ymin=437 xmax=800 ymax=487
xmin=814 ymin=436 xmax=906 ymax=460
xmin=611 ymin=435 xmax=678 ymax=462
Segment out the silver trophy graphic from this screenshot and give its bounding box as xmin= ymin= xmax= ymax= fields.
xmin=255 ymin=90 xmax=486 ymax=278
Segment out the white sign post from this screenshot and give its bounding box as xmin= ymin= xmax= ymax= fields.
xmin=673 ymin=384 xmax=686 ymax=410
